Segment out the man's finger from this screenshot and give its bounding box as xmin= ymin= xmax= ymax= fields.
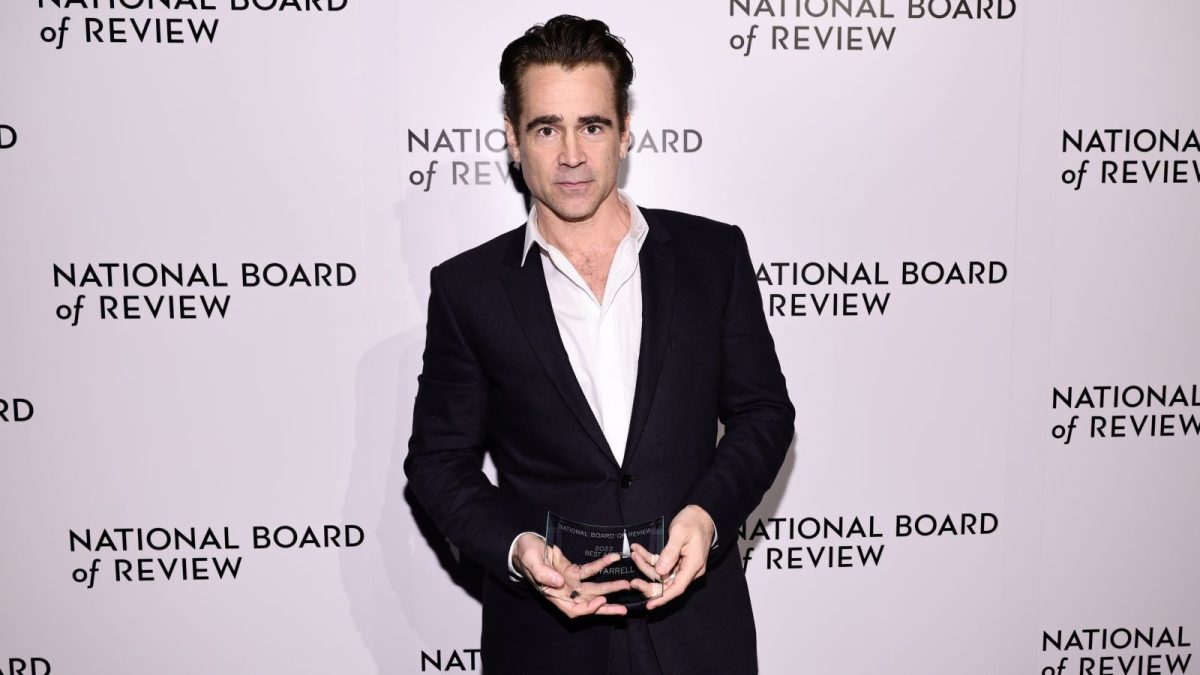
xmin=580 ymin=595 xmax=608 ymax=614
xmin=647 ymin=544 xmax=704 ymax=610
xmin=525 ymin=558 xmax=565 ymax=589
xmin=595 ymin=603 xmax=629 ymax=616
xmin=577 ymin=578 xmax=631 ymax=596
xmin=627 ymin=545 xmax=661 ymax=581
xmin=629 ymin=577 xmax=663 ymax=599
xmin=655 ymin=535 xmax=684 ymax=578
xmin=646 ymin=573 xmax=688 ymax=610
xmin=575 ymin=552 xmax=621 ymax=580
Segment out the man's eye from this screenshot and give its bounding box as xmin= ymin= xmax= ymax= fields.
xmin=537 ymin=127 xmax=555 ymax=137
xmin=584 ymin=124 xmax=602 ymax=134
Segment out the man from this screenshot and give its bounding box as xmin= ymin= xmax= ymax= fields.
xmin=404 ymin=15 xmax=794 ymax=675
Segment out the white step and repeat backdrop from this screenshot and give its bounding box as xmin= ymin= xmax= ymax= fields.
xmin=2 ymin=1 xmax=1197 ymax=673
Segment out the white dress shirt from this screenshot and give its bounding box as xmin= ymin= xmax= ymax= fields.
xmin=523 ymin=188 xmax=649 ymax=467
xmin=506 ymin=190 xmax=714 ymax=578
xmin=506 ymin=189 xmax=644 ymax=577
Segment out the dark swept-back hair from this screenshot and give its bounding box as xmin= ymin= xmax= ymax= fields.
xmin=499 ymin=15 xmax=635 ymax=134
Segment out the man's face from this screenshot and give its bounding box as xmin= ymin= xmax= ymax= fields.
xmin=505 ymin=63 xmax=630 ymax=223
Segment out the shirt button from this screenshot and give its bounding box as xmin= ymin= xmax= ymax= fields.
xmin=620 ymin=475 xmax=634 ymax=489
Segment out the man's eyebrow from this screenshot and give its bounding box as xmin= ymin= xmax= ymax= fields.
xmin=524 ymin=115 xmax=562 ymax=132
xmin=578 ymin=115 xmax=613 ymax=127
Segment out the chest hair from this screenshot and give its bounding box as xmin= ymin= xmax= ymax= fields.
xmin=566 ymin=245 xmax=617 ymax=303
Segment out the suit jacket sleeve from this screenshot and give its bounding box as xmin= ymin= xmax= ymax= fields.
xmin=686 ymin=224 xmax=796 ymax=558
xmin=403 ymin=264 xmax=528 ymax=581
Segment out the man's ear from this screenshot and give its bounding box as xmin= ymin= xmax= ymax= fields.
xmin=504 ymin=116 xmax=521 ymax=165
xmin=620 ymin=113 xmax=632 ymax=159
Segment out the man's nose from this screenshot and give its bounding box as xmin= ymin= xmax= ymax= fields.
xmin=558 ymin=130 xmax=585 ymax=167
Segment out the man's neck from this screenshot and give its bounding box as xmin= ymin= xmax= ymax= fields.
xmin=534 ymin=189 xmax=631 ymax=255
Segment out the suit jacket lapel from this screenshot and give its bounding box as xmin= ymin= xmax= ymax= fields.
xmin=499 ymin=208 xmax=676 ymax=472
xmin=501 ymin=240 xmax=618 ymax=468
xmin=621 ymin=207 xmax=675 ymax=470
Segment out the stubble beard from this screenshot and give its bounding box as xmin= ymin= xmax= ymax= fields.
xmin=537 ymin=179 xmax=612 ymax=224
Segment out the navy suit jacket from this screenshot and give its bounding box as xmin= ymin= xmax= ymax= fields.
xmin=404 ymin=206 xmax=795 ymax=675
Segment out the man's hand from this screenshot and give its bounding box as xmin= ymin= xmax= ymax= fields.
xmin=629 ymin=505 xmax=715 ymax=610
xmin=511 ymin=532 xmax=631 ymax=618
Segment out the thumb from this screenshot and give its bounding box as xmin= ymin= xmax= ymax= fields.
xmin=656 ymin=536 xmax=683 ymax=578
xmin=523 ymin=548 xmax=564 ymax=588
xmin=529 ymin=560 xmax=564 ymax=589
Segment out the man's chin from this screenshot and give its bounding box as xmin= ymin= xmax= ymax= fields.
xmin=540 ymin=197 xmax=603 ymax=224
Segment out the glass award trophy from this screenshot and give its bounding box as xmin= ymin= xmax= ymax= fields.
xmin=544 ymin=512 xmax=666 ymax=607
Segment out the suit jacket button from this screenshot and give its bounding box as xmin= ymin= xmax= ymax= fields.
xmin=620 ymin=474 xmax=634 ymax=489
